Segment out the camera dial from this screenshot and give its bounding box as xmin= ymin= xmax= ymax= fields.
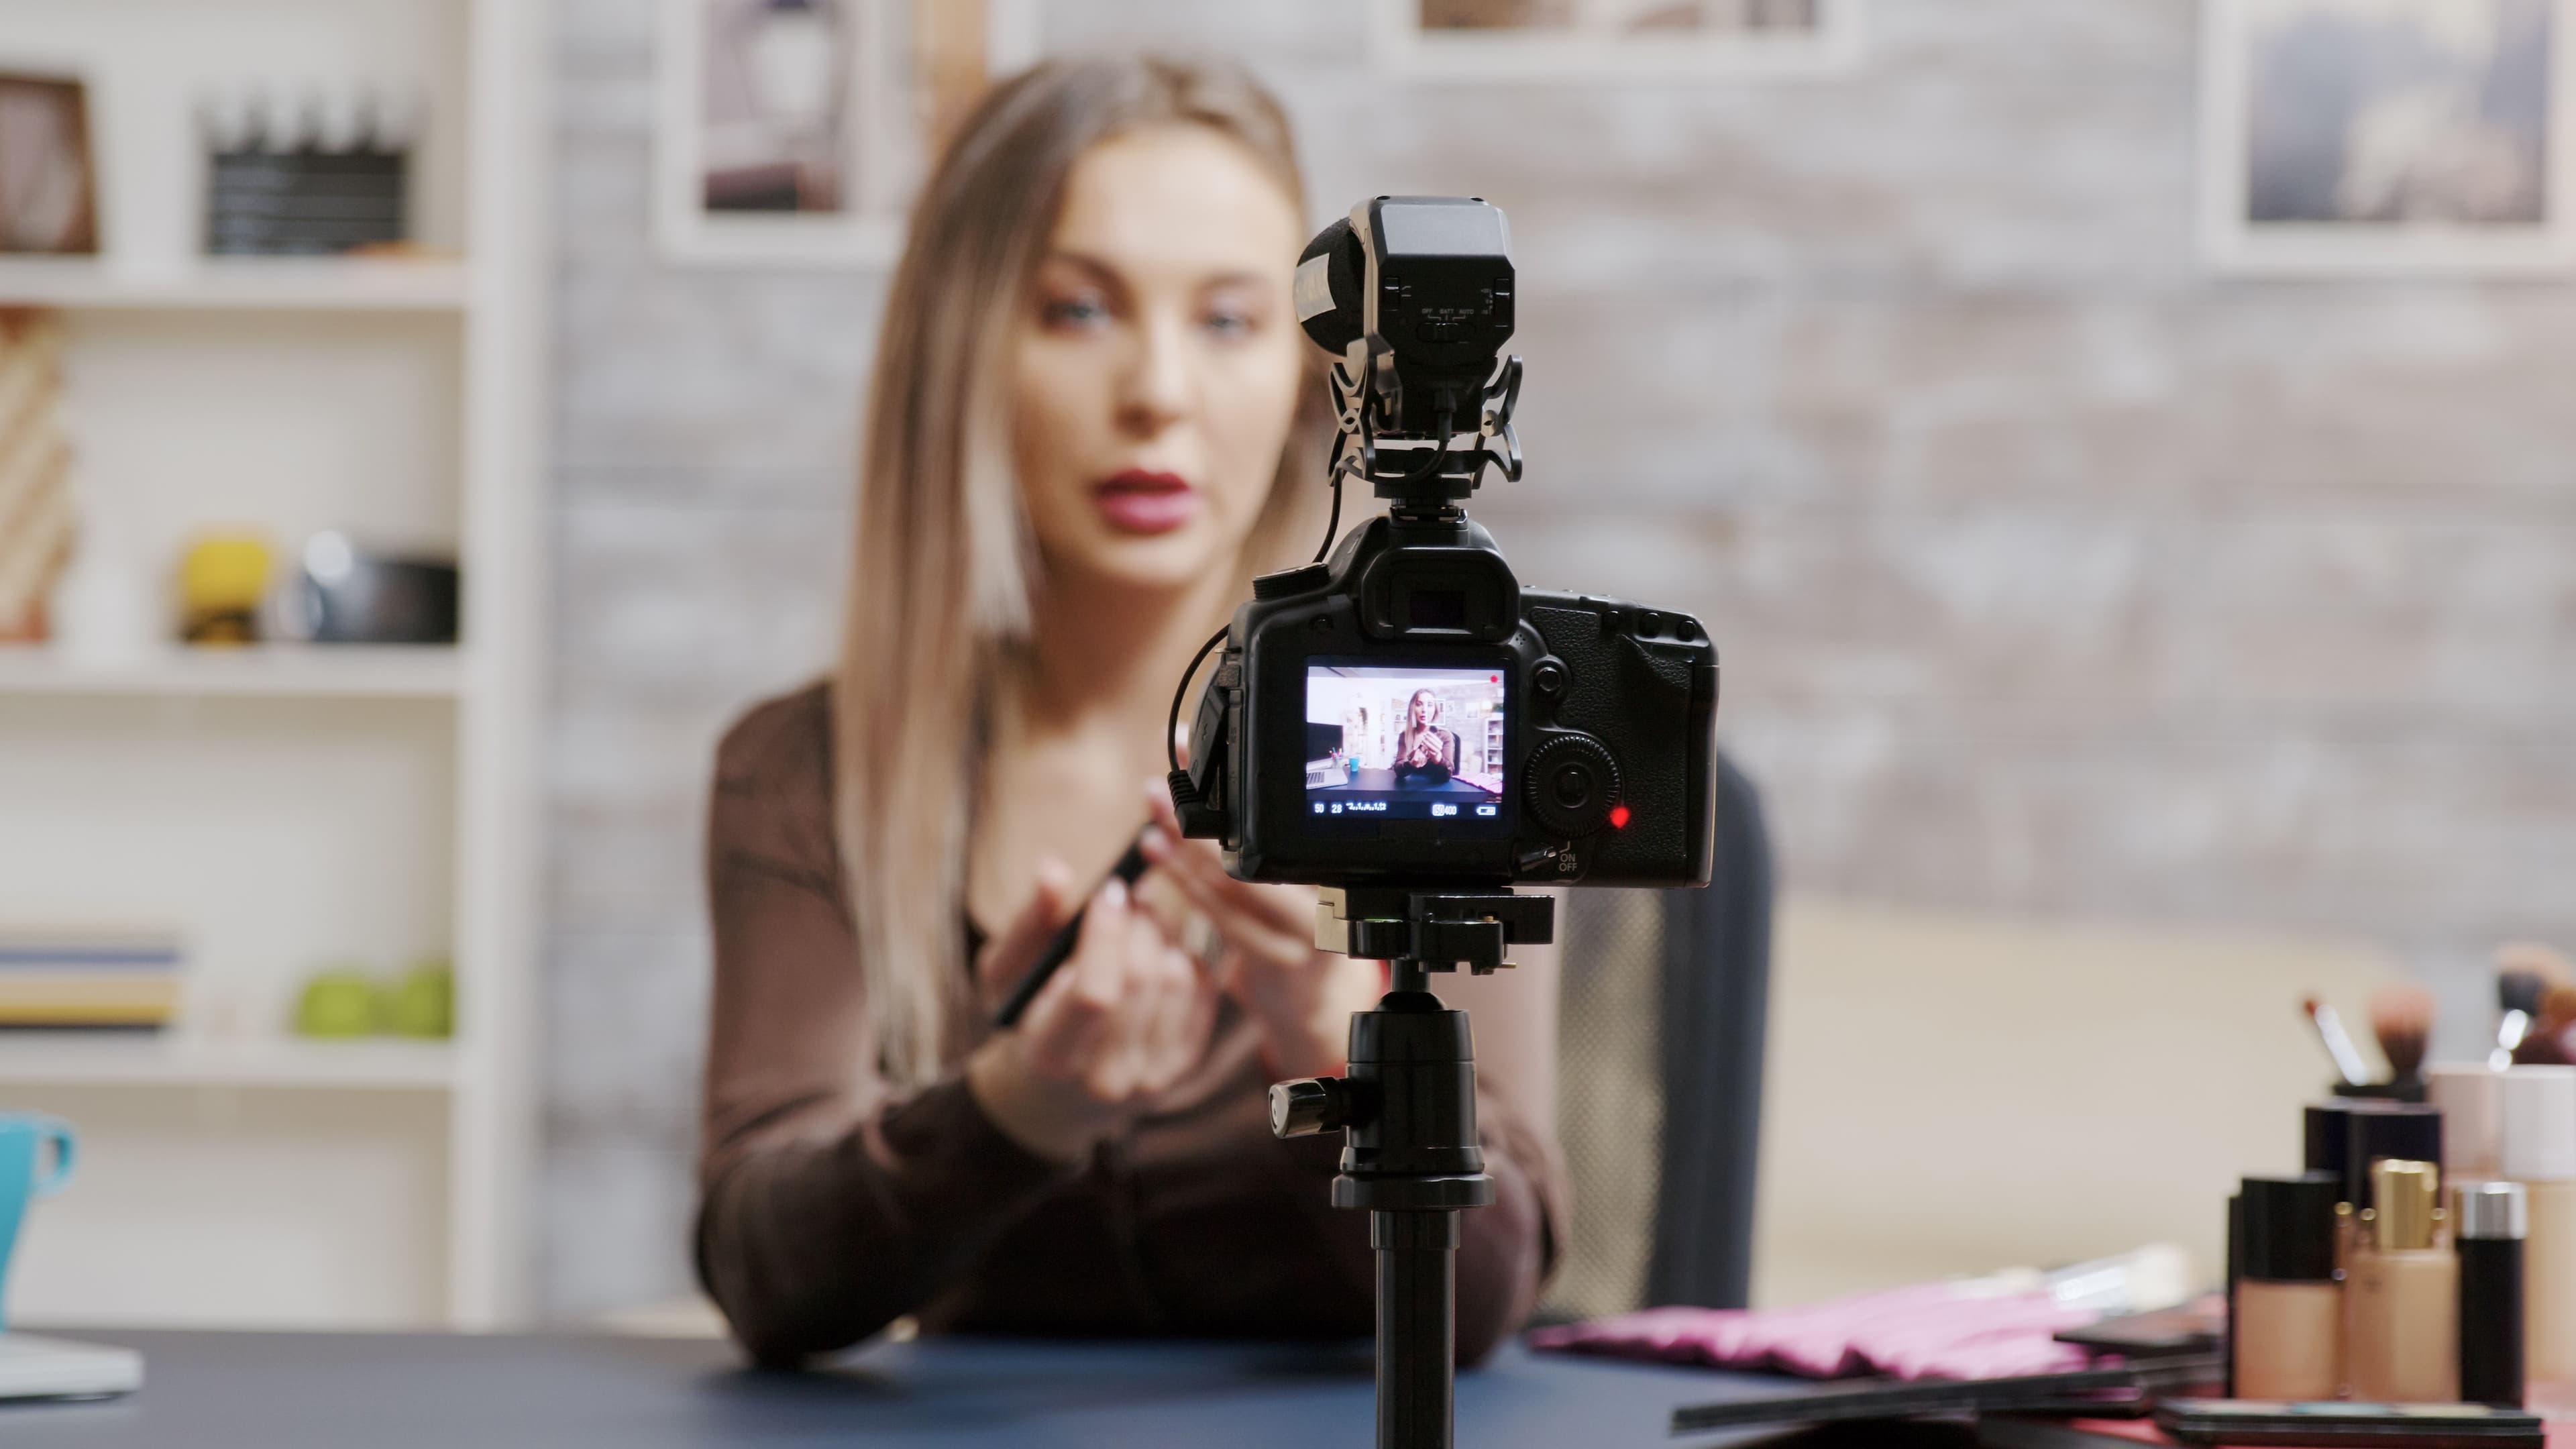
xmin=1522 ymin=734 xmax=1622 ymax=837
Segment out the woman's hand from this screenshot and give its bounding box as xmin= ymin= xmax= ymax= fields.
xmin=967 ymin=859 xmax=1218 ymax=1163
xmin=1142 ymin=781 xmax=1384 ymax=1078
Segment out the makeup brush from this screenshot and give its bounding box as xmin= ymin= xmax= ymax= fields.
xmin=2304 ymin=996 xmax=2371 ymax=1087
xmin=2495 ymin=969 xmax=2546 ymax=1069
xmin=2515 ymin=986 xmax=2576 ymax=1067
xmin=2366 ymin=983 xmax=2433 ymax=1093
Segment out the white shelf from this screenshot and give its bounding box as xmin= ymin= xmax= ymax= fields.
xmin=0 ymin=1034 xmax=457 ymax=1090
xmin=0 ymin=645 xmax=466 ymax=700
xmin=0 ymin=257 xmax=471 ymax=313
xmin=0 ymin=0 xmax=545 ymax=1330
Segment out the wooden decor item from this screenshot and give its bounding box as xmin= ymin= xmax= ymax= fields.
xmin=0 ymin=72 xmax=99 ymax=255
xmin=0 ymin=307 xmax=74 ymax=642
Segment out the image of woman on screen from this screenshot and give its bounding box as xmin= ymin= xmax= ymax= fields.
xmin=1392 ymin=689 xmax=1459 ymax=786
xmin=693 ymin=56 xmax=1563 ymax=1371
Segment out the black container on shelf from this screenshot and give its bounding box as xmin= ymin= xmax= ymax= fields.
xmin=201 ymin=89 xmax=414 ymax=256
xmin=207 ymin=146 xmax=407 ymax=256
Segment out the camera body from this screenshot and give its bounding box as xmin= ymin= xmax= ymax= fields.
xmin=1171 ymin=196 xmax=1719 ymax=890
xmin=1180 ymin=515 xmax=1718 ymax=887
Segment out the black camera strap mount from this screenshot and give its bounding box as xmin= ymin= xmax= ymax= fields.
xmin=1269 ymin=885 xmax=1555 ymax=1449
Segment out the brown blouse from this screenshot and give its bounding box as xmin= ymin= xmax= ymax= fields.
xmin=694 ymin=684 xmax=1564 ymax=1366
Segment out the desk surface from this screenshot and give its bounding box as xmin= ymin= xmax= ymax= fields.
xmin=0 ymin=1330 xmax=1797 ymax=1448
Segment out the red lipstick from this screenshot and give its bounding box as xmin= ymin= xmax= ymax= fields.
xmin=1091 ymin=469 xmax=1200 ymax=535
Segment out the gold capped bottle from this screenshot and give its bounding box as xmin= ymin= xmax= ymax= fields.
xmin=2345 ymin=1160 xmax=2458 ymax=1403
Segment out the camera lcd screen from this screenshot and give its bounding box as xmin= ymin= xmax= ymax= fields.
xmin=1304 ymin=661 xmax=1507 ymax=828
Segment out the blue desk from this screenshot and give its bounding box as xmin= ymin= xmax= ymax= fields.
xmin=0 ymin=1331 xmax=1811 ymax=1448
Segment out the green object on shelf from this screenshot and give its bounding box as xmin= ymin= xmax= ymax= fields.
xmin=386 ymin=959 xmax=453 ymax=1039
xmin=293 ymin=968 xmax=379 ymax=1038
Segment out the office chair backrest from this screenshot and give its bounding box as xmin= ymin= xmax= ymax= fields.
xmin=1539 ymin=753 xmax=1772 ymax=1322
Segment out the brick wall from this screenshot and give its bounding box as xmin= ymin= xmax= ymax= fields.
xmin=540 ymin=0 xmax=2576 ymax=1316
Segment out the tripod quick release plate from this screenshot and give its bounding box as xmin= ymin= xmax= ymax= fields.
xmin=1311 ymin=888 xmax=1554 ymax=975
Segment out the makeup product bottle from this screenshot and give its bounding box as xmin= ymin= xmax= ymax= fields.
xmin=2215 ymin=1191 xmax=2236 ymax=1392
xmin=2305 ymin=1101 xmax=2356 ymax=1178
xmin=2224 ymin=1191 xmax=2243 ymax=1399
xmin=2345 ymin=1160 xmax=2458 ymax=1403
xmin=2427 ymin=1063 xmax=2504 ymax=1185
xmin=2304 ymin=1101 xmax=2357 ymax=1273
xmin=2457 ymin=1180 xmax=2528 ymax=1408
xmin=2233 ymin=1173 xmax=2343 ymax=1402
xmin=2499 ymin=1065 xmax=2576 ymax=1405
xmin=2343 ymin=1102 xmax=2443 ymax=1266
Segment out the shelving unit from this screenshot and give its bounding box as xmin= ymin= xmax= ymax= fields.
xmin=0 ymin=1035 xmax=457 ymax=1091
xmin=0 ymin=0 xmax=544 ymax=1332
xmin=0 ymin=256 xmax=472 ymax=313
xmin=0 ymin=645 xmax=468 ymax=699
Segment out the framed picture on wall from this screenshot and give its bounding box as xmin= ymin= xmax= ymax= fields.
xmin=656 ymin=0 xmax=1035 ymax=267
xmin=1371 ymin=0 xmax=1863 ymax=81
xmin=2200 ymin=0 xmax=2576 ymax=274
xmin=0 ymin=72 xmax=99 ymax=255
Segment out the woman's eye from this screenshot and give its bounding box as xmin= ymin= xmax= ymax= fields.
xmin=1201 ymin=307 xmax=1256 ymax=339
xmin=1041 ymin=295 xmax=1109 ymax=329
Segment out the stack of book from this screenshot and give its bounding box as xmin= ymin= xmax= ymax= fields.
xmin=0 ymin=930 xmax=183 ymax=1029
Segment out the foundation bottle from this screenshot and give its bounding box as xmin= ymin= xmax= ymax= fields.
xmin=2500 ymin=1065 xmax=2576 ymax=1405
xmin=2345 ymin=1160 xmax=2457 ymax=1403
xmin=2233 ymin=1173 xmax=2343 ymax=1402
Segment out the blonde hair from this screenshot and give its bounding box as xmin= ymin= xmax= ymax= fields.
xmin=835 ymin=56 xmax=1321 ymax=1089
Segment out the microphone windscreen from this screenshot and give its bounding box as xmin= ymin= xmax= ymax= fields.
xmin=1295 ymin=217 xmax=1365 ymax=354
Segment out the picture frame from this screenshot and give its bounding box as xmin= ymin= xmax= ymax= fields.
xmin=1370 ymin=0 xmax=1864 ymax=83
xmin=2199 ymin=0 xmax=2576 ymax=275
xmin=0 ymin=70 xmax=99 ymax=256
xmin=655 ymin=0 xmax=916 ymax=268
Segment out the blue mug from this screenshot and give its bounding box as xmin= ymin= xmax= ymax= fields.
xmin=0 ymin=1114 xmax=76 ymax=1331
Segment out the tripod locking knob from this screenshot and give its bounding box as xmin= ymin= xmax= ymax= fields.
xmin=1269 ymin=1077 xmax=1352 ymax=1138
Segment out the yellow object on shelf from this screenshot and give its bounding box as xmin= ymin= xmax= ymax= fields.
xmin=292 ymin=967 xmax=378 ymax=1038
xmin=385 ymin=959 xmax=454 ymax=1039
xmin=177 ymin=532 xmax=271 ymax=645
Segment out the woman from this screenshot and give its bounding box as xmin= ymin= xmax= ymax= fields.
xmin=695 ymin=57 xmax=1563 ymax=1367
xmin=1391 ymin=689 xmax=1460 ymax=786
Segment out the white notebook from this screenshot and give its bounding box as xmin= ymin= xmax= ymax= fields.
xmin=0 ymin=1332 xmax=144 ymax=1401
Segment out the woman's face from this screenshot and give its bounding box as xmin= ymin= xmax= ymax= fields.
xmin=1410 ymin=693 xmax=1436 ymax=728
xmin=1012 ymin=125 xmax=1306 ymax=594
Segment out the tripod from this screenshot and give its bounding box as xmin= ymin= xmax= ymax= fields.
xmin=1269 ymin=885 xmax=1555 ymax=1449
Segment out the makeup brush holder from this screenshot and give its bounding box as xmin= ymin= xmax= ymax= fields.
xmin=2333 ymin=1080 xmax=2429 ymax=1104
xmin=199 ymin=85 xmax=415 ymax=256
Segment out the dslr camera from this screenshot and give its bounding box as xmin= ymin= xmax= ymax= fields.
xmin=1170 ymin=196 xmax=1719 ymax=891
